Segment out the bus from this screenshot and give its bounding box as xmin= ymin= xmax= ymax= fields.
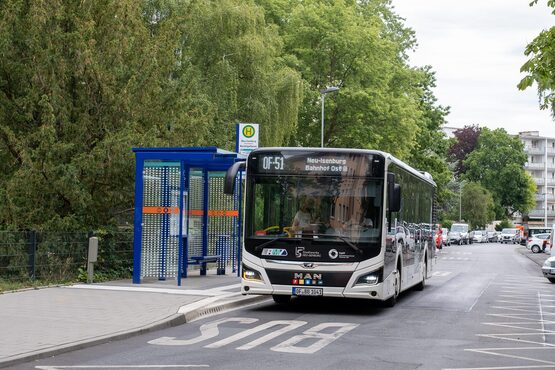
xmin=224 ymin=148 xmax=436 ymax=307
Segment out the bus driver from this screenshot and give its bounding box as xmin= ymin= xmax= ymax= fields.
xmin=292 ymin=198 xmax=314 ymax=234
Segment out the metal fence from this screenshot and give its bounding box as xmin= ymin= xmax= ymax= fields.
xmin=0 ymin=230 xmax=133 ymax=288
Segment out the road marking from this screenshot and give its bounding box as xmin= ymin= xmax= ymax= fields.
xmin=36 ymin=366 xmax=209 ymax=369
xmin=450 ymin=277 xmax=555 ymax=369
xmin=205 ymin=320 xmax=307 ymax=349
xmin=149 ymin=317 xmax=358 ymax=354
xmin=149 ymin=317 xmax=258 ymax=346
xmin=271 ymin=322 xmax=359 ymax=354
xmin=432 ymin=271 xmax=452 ymax=277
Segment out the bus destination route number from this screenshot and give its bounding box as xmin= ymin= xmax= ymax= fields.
xmin=262 ymin=156 xmax=285 ymax=171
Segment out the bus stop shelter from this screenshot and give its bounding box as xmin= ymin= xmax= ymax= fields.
xmin=132 ymin=147 xmax=244 ymax=285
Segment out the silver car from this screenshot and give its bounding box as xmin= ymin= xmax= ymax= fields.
xmin=542 ymin=256 xmax=555 ymax=283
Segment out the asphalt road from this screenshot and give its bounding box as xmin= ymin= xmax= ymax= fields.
xmin=14 ymin=243 xmax=555 ymax=370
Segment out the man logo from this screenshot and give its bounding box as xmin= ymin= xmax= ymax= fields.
xmin=329 ymin=249 xmax=339 ymax=259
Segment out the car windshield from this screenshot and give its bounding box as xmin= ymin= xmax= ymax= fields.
xmin=502 ymin=228 xmax=517 ymax=234
xmin=475 ymin=231 xmax=482 ymax=235
xmin=451 ymin=224 xmax=468 ymax=232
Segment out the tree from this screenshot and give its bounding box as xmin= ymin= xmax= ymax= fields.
xmin=518 ymin=0 xmax=555 ymax=117
xmin=448 ymin=125 xmax=481 ymax=177
xmin=463 ymin=128 xmax=536 ymax=218
xmin=0 ymin=0 xmax=303 ymax=230
xmin=178 ymin=0 xmax=303 ymax=148
xmin=461 ymin=182 xmax=495 ymax=229
xmin=406 ymin=67 xmax=452 ymax=208
xmin=259 ymin=0 xmax=426 ymax=158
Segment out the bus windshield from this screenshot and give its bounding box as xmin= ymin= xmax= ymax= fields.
xmin=246 ymin=175 xmax=383 ymax=245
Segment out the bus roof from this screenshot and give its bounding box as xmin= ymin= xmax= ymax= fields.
xmin=250 ymin=147 xmax=437 ymax=187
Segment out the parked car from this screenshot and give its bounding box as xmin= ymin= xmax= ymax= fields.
xmin=500 ymin=228 xmax=520 ymax=244
xmin=441 ymin=227 xmax=450 ymax=246
xmin=472 ymin=230 xmax=487 ymax=243
xmin=526 ymin=233 xmax=550 ymax=253
xmin=542 ymin=256 xmax=555 ymax=283
xmin=486 ymin=230 xmax=498 ymax=242
xmin=449 ymin=223 xmax=473 ymax=245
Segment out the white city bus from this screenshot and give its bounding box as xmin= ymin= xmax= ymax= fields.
xmin=224 ymin=148 xmax=436 ymax=306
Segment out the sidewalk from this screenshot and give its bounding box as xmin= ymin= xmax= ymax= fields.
xmin=517 ymin=244 xmax=552 ymax=266
xmin=0 ymin=272 xmax=267 ymax=368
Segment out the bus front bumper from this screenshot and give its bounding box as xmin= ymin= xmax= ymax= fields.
xmin=241 ymin=279 xmax=388 ymax=301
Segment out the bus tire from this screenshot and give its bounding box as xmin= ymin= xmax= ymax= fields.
xmin=272 ymin=294 xmax=291 ymax=305
xmin=415 ymin=258 xmax=426 ymax=291
xmin=384 ymin=264 xmax=401 ymax=307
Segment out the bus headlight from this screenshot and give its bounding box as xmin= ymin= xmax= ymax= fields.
xmin=242 ymin=266 xmax=262 ymax=281
xmin=355 ymin=269 xmax=382 ymax=286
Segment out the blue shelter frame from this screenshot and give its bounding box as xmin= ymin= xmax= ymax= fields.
xmin=132 ymin=147 xmax=244 ymax=285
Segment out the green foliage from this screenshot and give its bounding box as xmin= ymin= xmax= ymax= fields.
xmin=461 ymin=182 xmax=495 ymax=229
xmin=519 ymin=1 xmax=555 ymax=117
xmin=260 ymin=0 xmax=425 ymax=158
xmin=0 ymin=0 xmax=303 ymax=230
xmin=0 ymin=0 xmax=452 ymax=232
xmin=495 ymin=219 xmax=512 ymax=231
xmin=440 ymin=219 xmax=454 ymax=230
xmin=463 ymin=128 xmax=535 ymax=218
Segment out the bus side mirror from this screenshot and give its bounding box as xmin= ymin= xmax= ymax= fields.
xmin=224 ymin=161 xmax=246 ymax=195
xmin=387 ymin=173 xmax=401 ymax=213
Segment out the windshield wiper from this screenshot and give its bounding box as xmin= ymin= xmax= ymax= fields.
xmin=311 ymin=233 xmax=364 ymax=256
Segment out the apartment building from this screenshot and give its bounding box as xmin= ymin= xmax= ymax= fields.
xmin=519 ymin=131 xmax=555 ymax=227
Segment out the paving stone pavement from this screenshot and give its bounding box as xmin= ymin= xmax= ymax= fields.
xmin=0 ymin=273 xmax=266 ymax=368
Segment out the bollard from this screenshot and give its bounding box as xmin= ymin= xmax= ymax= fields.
xmin=87 ymin=237 xmax=99 ymax=284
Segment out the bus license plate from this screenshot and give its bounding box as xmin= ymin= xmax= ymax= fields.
xmin=292 ymin=287 xmax=323 ymax=296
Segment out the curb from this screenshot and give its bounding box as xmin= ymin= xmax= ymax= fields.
xmin=516 ymin=246 xmax=548 ymax=267
xmin=0 ymin=294 xmax=269 ymax=369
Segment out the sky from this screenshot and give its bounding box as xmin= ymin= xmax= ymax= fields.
xmin=391 ymin=0 xmax=555 ymax=137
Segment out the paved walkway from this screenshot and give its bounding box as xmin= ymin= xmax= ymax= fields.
xmin=517 ymin=244 xmax=552 ymax=266
xmin=0 ymin=273 xmax=267 ymax=368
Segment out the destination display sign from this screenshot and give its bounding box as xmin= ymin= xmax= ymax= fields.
xmin=248 ymin=150 xmax=384 ymax=177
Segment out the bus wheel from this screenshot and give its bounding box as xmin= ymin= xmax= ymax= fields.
xmin=272 ymin=294 xmax=291 ymax=305
xmin=384 ymin=265 xmax=401 ymax=307
xmin=415 ymin=259 xmax=427 ymax=291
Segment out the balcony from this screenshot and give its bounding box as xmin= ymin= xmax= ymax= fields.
xmin=527 ymin=209 xmax=555 ymax=217
xmin=536 ymin=193 xmax=555 ymax=201
xmin=526 ymin=162 xmax=547 ymax=170
xmin=525 ymin=147 xmax=545 ymax=155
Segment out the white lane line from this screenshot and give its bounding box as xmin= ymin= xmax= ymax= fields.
xmin=482 ymin=322 xmax=555 ymax=333
xmin=36 ymin=366 xmax=210 ymax=369
xmin=468 ymin=277 xmax=493 ymax=312
xmin=487 ymin=314 xmax=555 ymax=323
xmin=445 ymin=364 xmax=555 ymax=369
xmin=476 ymin=333 xmax=555 ymax=347
xmin=490 ymin=306 xmax=554 ymax=314
xmin=539 ymin=292 xmax=547 ymax=343
xmin=463 ymin=348 xmax=555 ymax=366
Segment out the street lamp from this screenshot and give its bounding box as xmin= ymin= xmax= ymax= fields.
xmin=320 ymin=86 xmax=339 ymax=148
xmin=459 ymin=180 xmax=465 ymax=222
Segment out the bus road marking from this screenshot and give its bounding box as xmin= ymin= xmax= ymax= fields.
xmin=149 ymin=317 xmax=358 ymax=354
